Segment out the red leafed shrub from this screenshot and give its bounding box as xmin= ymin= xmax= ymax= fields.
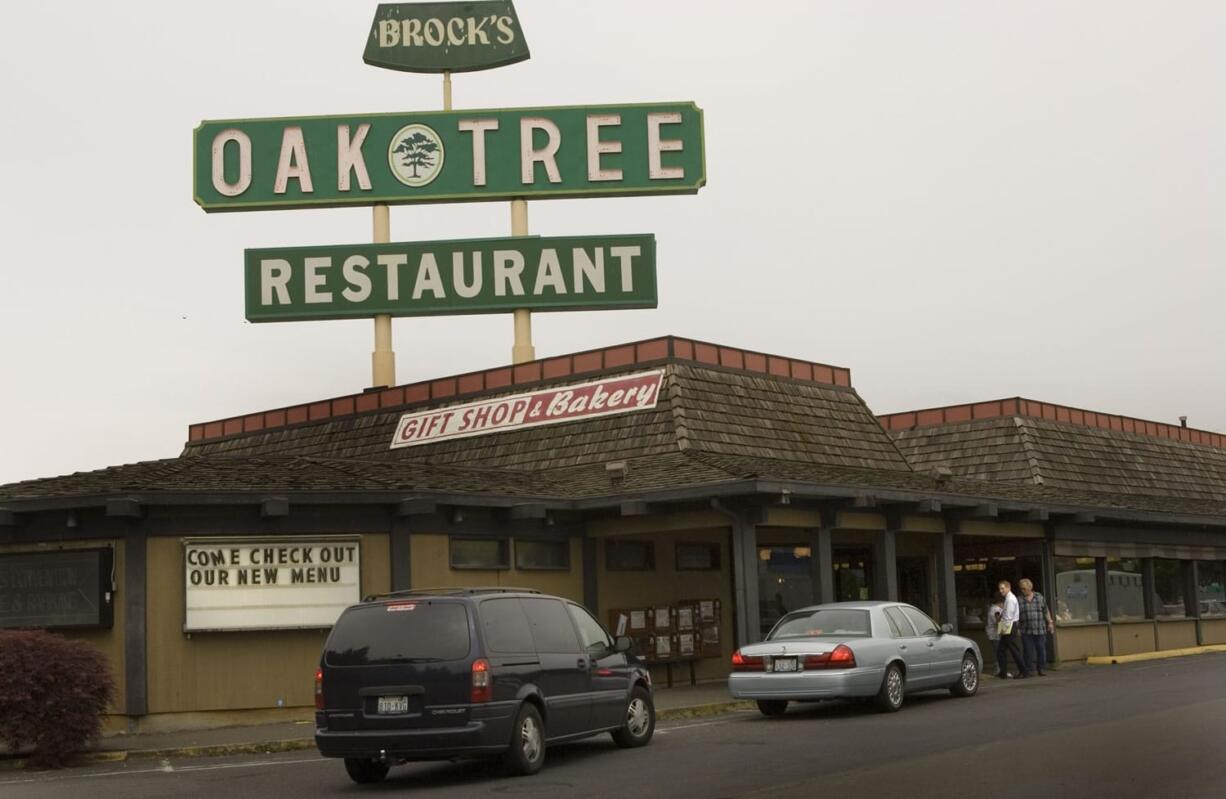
xmin=0 ymin=630 xmax=115 ymax=768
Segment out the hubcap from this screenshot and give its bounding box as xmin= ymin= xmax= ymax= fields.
xmin=520 ymin=715 xmax=541 ymax=763
xmin=887 ymin=669 xmax=903 ymax=706
xmin=962 ymin=660 xmax=978 ymax=691
xmin=627 ymin=698 xmax=650 ymax=737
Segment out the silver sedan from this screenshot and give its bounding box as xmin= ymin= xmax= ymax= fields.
xmin=728 ymin=601 xmax=981 ymax=715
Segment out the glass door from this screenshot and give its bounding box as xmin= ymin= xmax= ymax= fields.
xmin=757 ymin=546 xmax=814 ymax=637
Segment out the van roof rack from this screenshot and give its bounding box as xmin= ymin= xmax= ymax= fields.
xmin=362 ymin=587 xmax=543 ymax=601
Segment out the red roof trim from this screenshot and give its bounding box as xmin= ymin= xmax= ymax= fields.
xmin=878 ymin=397 xmax=1224 ymax=451
xmin=187 ymin=336 xmax=852 ymax=445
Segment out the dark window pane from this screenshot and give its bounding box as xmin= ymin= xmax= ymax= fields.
xmin=676 ymin=542 xmax=720 ymax=571
xmin=883 ymin=606 xmax=917 ymax=637
xmin=1054 ymin=557 xmax=1099 ymax=623
xmin=325 ymin=601 xmax=470 ymax=666
xmin=521 ymin=597 xmax=581 ymax=653
xmin=606 ymin=540 xmax=654 ymax=571
xmin=1106 ymin=559 xmax=1145 ymax=621
xmin=516 ymin=539 xmax=569 ymax=570
xmin=566 ymin=603 xmax=612 ymax=655
xmin=480 ymin=598 xmax=535 ymax=654
xmin=901 ymin=606 xmax=938 ymax=636
xmin=450 ymin=538 xmax=508 ymax=570
xmin=769 ymin=609 xmax=871 ymax=639
xmin=1152 ymin=559 xmax=1187 ymax=618
xmin=1198 ymin=562 xmax=1226 ymax=617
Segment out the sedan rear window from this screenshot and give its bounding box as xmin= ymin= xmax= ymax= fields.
xmin=324 ymin=601 xmax=470 ymax=666
xmin=769 ymin=609 xmax=871 ymax=639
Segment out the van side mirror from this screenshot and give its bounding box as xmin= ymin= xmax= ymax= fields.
xmin=613 ymin=636 xmax=633 ymax=653
xmin=939 ymin=623 xmax=954 ymax=635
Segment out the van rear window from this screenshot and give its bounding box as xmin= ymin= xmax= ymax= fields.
xmin=324 ymin=601 xmax=470 ymax=666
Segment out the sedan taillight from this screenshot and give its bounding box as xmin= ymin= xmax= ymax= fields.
xmin=802 ymin=644 xmax=856 ymax=670
xmin=731 ymin=650 xmax=765 ymax=671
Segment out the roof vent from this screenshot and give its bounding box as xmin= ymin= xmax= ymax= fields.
xmin=606 ymin=461 xmax=629 ymax=484
xmin=931 ymin=466 xmax=953 ymax=485
xmin=1179 ymin=416 xmax=1188 ymax=428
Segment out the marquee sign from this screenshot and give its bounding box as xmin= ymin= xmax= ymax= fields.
xmin=193 ymin=102 xmax=705 ymax=211
xmin=245 ymin=234 xmax=656 ymax=322
xmin=391 ymin=369 xmax=664 ymax=448
xmin=364 ymin=1 xmax=530 ymax=74
xmin=183 ymin=537 xmax=361 ymax=632
xmin=0 ymin=549 xmax=114 ymax=629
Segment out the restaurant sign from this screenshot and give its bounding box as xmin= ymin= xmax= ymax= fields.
xmin=391 ymin=369 xmax=664 ymax=448
xmin=245 ymin=234 xmax=656 ymax=322
xmin=194 ymin=102 xmax=705 ymax=211
xmin=183 ymin=537 xmax=361 ymax=632
xmin=364 ymin=1 xmax=530 ymax=74
xmin=0 ymin=549 xmax=114 ymax=629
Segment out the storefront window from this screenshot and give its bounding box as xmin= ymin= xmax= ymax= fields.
xmin=833 ymin=546 xmax=873 ymax=603
xmin=606 ymin=540 xmax=654 ymax=571
xmin=676 ymin=542 xmax=720 ymax=571
xmin=758 ymin=546 xmax=813 ymax=636
xmin=515 ymin=539 xmax=569 ymax=571
xmin=1106 ymin=558 xmax=1145 ymax=621
xmin=450 ymin=537 xmax=509 ymax=570
xmin=1198 ymin=561 xmax=1226 ymax=617
xmin=1151 ymin=558 xmax=1186 ymax=618
xmin=954 ymin=553 xmax=1042 ymax=630
xmin=1054 ymin=557 xmax=1099 ymax=624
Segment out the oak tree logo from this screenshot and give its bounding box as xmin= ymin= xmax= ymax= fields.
xmin=388 ymin=123 xmax=444 ymax=187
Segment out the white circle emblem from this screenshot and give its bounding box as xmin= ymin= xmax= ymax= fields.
xmin=388 ymin=123 xmax=445 ymax=187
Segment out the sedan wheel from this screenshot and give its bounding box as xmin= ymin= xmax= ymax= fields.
xmin=874 ymin=663 xmax=905 ymax=713
xmin=950 ymin=653 xmax=979 ymax=697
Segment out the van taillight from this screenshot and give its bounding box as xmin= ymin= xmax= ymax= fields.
xmin=314 ymin=668 xmax=324 ymax=710
xmin=731 ymin=650 xmax=765 ymax=671
xmin=471 ymin=658 xmax=492 ymax=703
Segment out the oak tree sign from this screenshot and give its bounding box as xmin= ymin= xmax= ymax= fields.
xmin=364 ymin=1 xmax=530 ymax=73
xmin=193 ymin=103 xmax=705 ymax=211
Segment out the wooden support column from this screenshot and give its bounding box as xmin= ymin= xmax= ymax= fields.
xmin=727 ymin=505 xmax=764 ymax=646
xmin=809 ymin=507 xmax=836 ymax=605
xmin=873 ymin=510 xmax=901 ymax=602
xmin=123 ymin=529 xmax=148 ymax=718
xmin=937 ymin=515 xmax=959 ymax=632
xmin=583 ymin=536 xmax=599 ymax=615
xmin=1185 ymin=560 xmax=1202 ymax=645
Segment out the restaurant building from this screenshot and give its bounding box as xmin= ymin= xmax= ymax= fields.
xmin=2 ymin=335 xmax=1224 ymax=729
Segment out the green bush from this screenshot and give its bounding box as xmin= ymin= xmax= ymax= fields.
xmin=0 ymin=630 xmax=115 ymax=768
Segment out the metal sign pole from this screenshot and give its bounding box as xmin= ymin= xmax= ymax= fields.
xmin=510 ymin=198 xmax=534 ymax=364
xmin=368 ymin=70 xmax=453 ymax=388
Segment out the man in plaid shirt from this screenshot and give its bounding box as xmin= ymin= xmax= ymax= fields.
xmin=1018 ymin=577 xmax=1054 ymax=676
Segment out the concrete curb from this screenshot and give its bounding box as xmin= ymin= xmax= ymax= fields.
xmin=1086 ymin=644 xmax=1226 ymax=665
xmin=2 ymin=701 xmax=753 ymax=772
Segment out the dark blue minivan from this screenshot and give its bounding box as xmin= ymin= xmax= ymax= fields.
xmin=314 ymin=587 xmax=654 ymax=784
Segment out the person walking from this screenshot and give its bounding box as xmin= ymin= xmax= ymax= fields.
xmin=1018 ymin=577 xmax=1054 ymax=676
xmin=995 ymin=580 xmax=1026 ymax=678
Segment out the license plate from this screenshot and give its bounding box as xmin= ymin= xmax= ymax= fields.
xmin=773 ymin=657 xmax=797 ymax=673
xmin=377 ymin=695 xmax=409 ymax=714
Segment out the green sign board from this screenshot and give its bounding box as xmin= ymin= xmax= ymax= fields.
xmin=364 ymin=1 xmax=530 ymax=73
xmin=244 ymin=234 xmax=656 ymax=322
xmin=194 ymin=102 xmax=704 ymax=212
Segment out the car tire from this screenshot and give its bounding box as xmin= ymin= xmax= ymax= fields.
xmin=504 ymin=702 xmax=546 ymax=776
xmin=343 ymin=757 xmax=390 ymax=784
xmin=756 ymin=700 xmax=788 ymax=717
xmin=611 ymin=685 xmax=656 ymax=747
xmin=950 ymin=653 xmax=979 ymax=697
xmin=874 ymin=663 xmax=905 ymax=713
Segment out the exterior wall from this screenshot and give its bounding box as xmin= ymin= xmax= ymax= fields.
xmin=836 ymin=512 xmax=885 ymax=531
xmin=145 ymin=533 xmax=390 ymax=715
xmin=960 ymin=521 xmax=1043 ymax=538
xmin=0 ymin=540 xmax=126 ymax=713
xmin=1054 ymin=624 xmax=1110 ymax=660
xmin=1200 ymin=618 xmax=1226 ymax=645
xmin=1110 ymin=621 xmax=1157 ymax=656
xmin=595 ymin=527 xmax=733 ymax=684
xmin=1155 ymin=619 xmax=1198 ymax=650
xmin=409 ymin=534 xmax=583 ymax=602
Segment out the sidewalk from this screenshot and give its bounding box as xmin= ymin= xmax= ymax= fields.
xmin=4 ymin=681 xmax=748 ymax=770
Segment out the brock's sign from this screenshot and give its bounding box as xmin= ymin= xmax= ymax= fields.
xmin=390 ymin=370 xmax=664 ymax=449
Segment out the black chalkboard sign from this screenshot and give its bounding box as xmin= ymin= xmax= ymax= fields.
xmin=0 ymin=549 xmax=114 ymax=629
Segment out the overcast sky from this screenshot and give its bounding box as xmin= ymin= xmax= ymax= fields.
xmin=1 ymin=1 xmax=1223 ymax=485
